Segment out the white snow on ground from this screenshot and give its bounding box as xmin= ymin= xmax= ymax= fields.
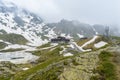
xmin=61 ymin=33 xmax=66 ymax=37
xmin=71 ymin=42 xmax=91 ymax=52
xmin=27 ymin=39 xmax=48 ymax=47
xmin=22 ymin=68 xmax=29 ymax=71
xmin=59 ymin=46 xmax=66 ymax=54
xmin=94 ymin=41 xmax=108 ymax=48
xmin=2 ymin=44 xmax=37 ymax=51
xmin=4 ymin=44 xmax=30 ymax=49
xmin=77 ymin=33 xmax=84 ymax=38
xmin=63 ymin=53 xmax=73 ymax=57
xmin=0 ymin=51 xmax=39 ymax=64
xmin=0 ymin=11 xmax=51 ymax=46
xmin=44 ymin=27 xmax=57 ymax=39
xmin=66 ymin=34 xmax=73 ymax=39
xmin=67 ymin=44 xmax=75 ymax=49
xmin=81 ymin=36 xmax=98 ymax=48
xmin=51 ymin=43 xmax=58 ymax=46
xmin=0 ymin=22 xmax=48 ymax=47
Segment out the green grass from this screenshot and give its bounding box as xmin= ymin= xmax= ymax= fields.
xmin=83 ymin=36 xmax=109 ymax=51
xmin=111 ymin=36 xmax=120 ymax=45
xmin=0 ymin=48 xmax=24 ymax=52
xmin=99 ymin=51 xmax=112 ymax=61
xmin=0 ymin=74 xmax=13 ymax=80
xmin=0 ymin=42 xmax=7 ymax=49
xmin=0 ymin=29 xmax=7 ymax=34
xmin=0 ymin=33 xmax=28 ymax=45
xmin=29 ymin=62 xmax=63 ymax=80
xmin=37 ymin=43 xmax=51 ymax=49
xmin=91 ymin=51 xmax=117 ymax=80
xmin=111 ymin=36 xmax=120 ymax=41
xmin=77 ymin=38 xmax=91 ymax=46
xmin=13 ymin=57 xmax=61 ymax=80
xmin=12 ymin=46 xmax=64 ymax=80
xmin=4 ymin=44 xmax=78 ymax=80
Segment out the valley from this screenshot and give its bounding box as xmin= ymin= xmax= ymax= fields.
xmin=0 ymin=34 xmax=119 ymax=80
xmin=0 ymin=1 xmax=119 ymax=80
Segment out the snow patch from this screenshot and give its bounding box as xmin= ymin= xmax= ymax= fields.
xmin=60 ymin=33 xmax=66 ymax=37
xmin=71 ymin=42 xmax=92 ymax=52
xmin=67 ymin=44 xmax=75 ymax=49
xmin=66 ymin=34 xmax=73 ymax=39
xmin=81 ymin=36 xmax=98 ymax=48
xmin=59 ymin=46 xmax=66 ymax=54
xmin=63 ymin=53 xmax=73 ymax=57
xmin=22 ymin=68 xmax=29 ymax=71
xmin=3 ymin=44 xmax=37 ymax=51
xmin=0 ymin=51 xmax=39 ymax=64
xmin=94 ymin=41 xmax=107 ymax=48
xmin=44 ymin=27 xmax=57 ymax=39
xmin=77 ymin=33 xmax=84 ymax=38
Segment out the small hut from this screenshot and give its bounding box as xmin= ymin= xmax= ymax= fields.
xmin=51 ymin=36 xmax=70 ymax=43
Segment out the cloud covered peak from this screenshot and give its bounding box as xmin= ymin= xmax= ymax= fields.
xmin=0 ymin=0 xmax=119 ymax=26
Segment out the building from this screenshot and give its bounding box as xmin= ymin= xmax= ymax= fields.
xmin=51 ymin=36 xmax=70 ymax=43
xmin=80 ymin=37 xmax=88 ymax=40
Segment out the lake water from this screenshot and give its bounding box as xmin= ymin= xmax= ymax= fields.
xmin=0 ymin=51 xmax=39 ymax=64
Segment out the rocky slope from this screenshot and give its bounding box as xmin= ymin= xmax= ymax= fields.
xmin=0 ymin=0 xmax=57 ymax=47
xmin=47 ymin=19 xmax=120 ymax=39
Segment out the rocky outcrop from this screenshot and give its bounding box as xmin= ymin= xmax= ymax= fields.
xmin=59 ymin=51 xmax=100 ymax=80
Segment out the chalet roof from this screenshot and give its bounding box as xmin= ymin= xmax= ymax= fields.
xmin=51 ymin=36 xmax=70 ymax=43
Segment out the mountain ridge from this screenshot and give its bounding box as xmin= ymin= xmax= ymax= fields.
xmin=0 ymin=1 xmax=119 ymax=47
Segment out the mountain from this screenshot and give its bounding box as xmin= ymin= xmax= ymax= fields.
xmin=47 ymin=19 xmax=96 ymax=39
xmin=0 ymin=1 xmax=119 ymax=50
xmin=0 ymin=1 xmax=57 ymax=47
xmin=0 ymin=0 xmax=119 ymax=48
xmin=47 ymin=19 xmax=120 ymax=39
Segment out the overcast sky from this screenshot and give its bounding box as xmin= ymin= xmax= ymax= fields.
xmin=3 ymin=0 xmax=120 ymax=25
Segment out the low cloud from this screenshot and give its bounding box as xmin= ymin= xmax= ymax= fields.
xmin=2 ymin=0 xmax=120 ymax=26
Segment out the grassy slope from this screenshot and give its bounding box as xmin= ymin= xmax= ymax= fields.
xmin=4 ymin=36 xmax=120 ymax=80
xmin=82 ymin=36 xmax=109 ymax=50
xmin=111 ymin=36 xmax=120 ymax=45
xmin=77 ymin=38 xmax=91 ymax=46
xmin=0 ymin=33 xmax=28 ymax=45
xmin=113 ymin=54 xmax=120 ymax=80
xmin=91 ymin=51 xmax=117 ymax=80
xmin=0 ymin=48 xmax=25 ymax=52
xmin=30 ymin=65 xmax=63 ymax=80
xmin=37 ymin=43 xmax=51 ymax=49
xmin=12 ymin=46 xmax=68 ymax=80
xmin=0 ymin=42 xmax=7 ymax=49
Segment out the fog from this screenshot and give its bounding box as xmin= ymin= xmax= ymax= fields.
xmin=3 ymin=0 xmax=120 ymax=26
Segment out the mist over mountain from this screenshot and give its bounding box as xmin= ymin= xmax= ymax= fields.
xmin=0 ymin=0 xmax=119 ymax=47
xmin=47 ymin=19 xmax=120 ymax=38
xmin=1 ymin=0 xmax=119 ymax=25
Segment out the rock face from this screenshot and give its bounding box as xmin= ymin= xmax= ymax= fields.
xmin=47 ymin=19 xmax=120 ymax=39
xmin=47 ymin=19 xmax=95 ymax=38
xmin=59 ymin=51 xmax=100 ymax=80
